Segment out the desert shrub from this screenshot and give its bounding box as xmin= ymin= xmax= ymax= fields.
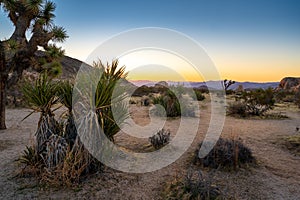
xmin=162 ymin=170 xmax=223 ymax=200
xmin=170 ymin=84 xmax=186 ymax=98
xmin=19 ymin=146 xmax=40 ymax=167
xmin=42 ymin=138 xmax=103 ymax=186
xmin=141 ymin=96 xmax=150 ymax=106
xmin=194 ymin=138 xmax=255 ymax=169
xmin=153 ymin=90 xmax=195 ymax=117
xmin=192 ymin=89 xmax=205 ymax=101
xmin=225 ymin=89 xmax=235 ymax=95
xmin=242 ymin=88 xmax=275 ymax=116
xmin=196 ymin=86 xmax=209 ymax=94
xmin=149 ymin=129 xmax=171 ymax=149
xmin=228 ymin=88 xmax=275 ymax=117
xmin=153 ymin=93 xmax=180 ymax=117
xmin=227 ymin=102 xmax=247 ymax=117
xmin=274 ymin=90 xmax=295 ymax=103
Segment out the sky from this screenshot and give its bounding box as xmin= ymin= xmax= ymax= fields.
xmin=1 ymin=0 xmax=300 ymax=82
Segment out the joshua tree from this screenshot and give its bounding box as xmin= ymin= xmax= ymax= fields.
xmin=0 ymin=0 xmax=67 ymax=129
xmin=0 ymin=41 xmax=6 ymax=129
xmin=223 ymin=79 xmax=236 ymax=91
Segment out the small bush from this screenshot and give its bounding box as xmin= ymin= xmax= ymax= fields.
xmin=51 ymin=139 xmax=103 ymax=186
xmin=153 ymin=90 xmax=195 ymax=117
xmin=19 ymin=146 xmax=40 ymax=167
xmin=242 ymin=88 xmax=275 ymax=116
xmin=141 ymin=96 xmax=150 ymax=106
xmin=193 ymin=90 xmax=205 ymax=101
xmin=194 ymin=138 xmax=255 ymax=169
xmin=170 ymin=85 xmax=186 ymax=98
xmin=228 ymin=88 xmax=275 ymax=117
xmin=162 ymin=170 xmax=223 ymax=200
xmin=227 ymin=102 xmax=247 ymax=117
xmin=149 ymin=129 xmax=171 ymax=149
xmin=153 ymin=94 xmax=180 ymax=117
xmin=274 ymin=90 xmax=295 ymax=103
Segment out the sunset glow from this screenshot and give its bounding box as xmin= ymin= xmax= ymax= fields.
xmin=1 ymin=0 xmax=299 ymax=82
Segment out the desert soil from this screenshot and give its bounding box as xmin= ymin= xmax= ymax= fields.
xmin=0 ymin=98 xmax=300 ymax=200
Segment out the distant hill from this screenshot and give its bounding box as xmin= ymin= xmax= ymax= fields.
xmin=59 ymin=54 xmax=82 ymax=79
xmin=130 ymin=80 xmax=279 ymax=90
xmin=52 ymin=55 xmax=280 ymax=90
xmin=6 ymin=54 xmax=136 ymax=106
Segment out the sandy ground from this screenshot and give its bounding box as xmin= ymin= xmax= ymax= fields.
xmin=0 ymin=98 xmax=300 ymax=199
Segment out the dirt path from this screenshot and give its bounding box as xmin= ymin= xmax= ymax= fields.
xmin=0 ymin=103 xmax=300 ymax=199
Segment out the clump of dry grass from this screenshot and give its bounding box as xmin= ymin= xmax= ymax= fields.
xmin=162 ymin=170 xmax=224 ymax=200
xmin=39 ymin=138 xmax=102 ymax=186
xmin=194 ymin=138 xmax=256 ymax=170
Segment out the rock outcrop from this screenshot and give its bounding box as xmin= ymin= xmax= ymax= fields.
xmin=278 ymin=77 xmax=300 ymax=92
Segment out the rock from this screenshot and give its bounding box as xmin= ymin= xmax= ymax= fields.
xmin=278 ymin=77 xmax=300 ymax=92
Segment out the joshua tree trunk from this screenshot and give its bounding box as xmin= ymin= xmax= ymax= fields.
xmin=0 ymin=41 xmax=6 ymax=130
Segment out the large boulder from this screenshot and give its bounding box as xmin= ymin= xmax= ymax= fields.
xmin=278 ymin=77 xmax=300 ymax=92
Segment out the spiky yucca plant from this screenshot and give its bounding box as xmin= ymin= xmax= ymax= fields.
xmin=94 ymin=60 xmax=129 ymax=142
xmin=19 ymin=146 xmax=39 ymax=166
xmin=22 ymin=73 xmax=60 ymax=154
xmin=58 ymin=81 xmax=78 ymax=148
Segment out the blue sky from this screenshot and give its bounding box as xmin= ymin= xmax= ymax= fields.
xmin=1 ymin=0 xmax=300 ymax=81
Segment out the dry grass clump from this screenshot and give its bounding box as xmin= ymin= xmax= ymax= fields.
xmin=40 ymin=139 xmax=102 ymax=186
xmin=162 ymin=170 xmax=224 ymax=200
xmin=227 ymin=102 xmax=247 ymax=118
xmin=194 ymin=138 xmax=255 ymax=170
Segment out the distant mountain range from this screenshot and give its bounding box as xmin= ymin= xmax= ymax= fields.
xmin=129 ymin=80 xmax=279 ymax=90
xmin=35 ymin=53 xmax=280 ymax=90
